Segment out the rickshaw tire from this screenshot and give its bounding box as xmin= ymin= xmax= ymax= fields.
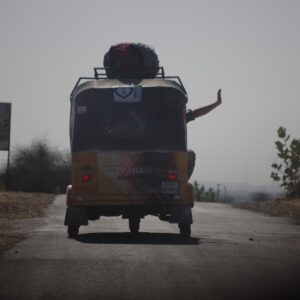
xmin=178 ymin=223 xmax=191 ymax=238
xmin=68 ymin=225 xmax=79 ymax=238
xmin=129 ymin=217 xmax=140 ymax=234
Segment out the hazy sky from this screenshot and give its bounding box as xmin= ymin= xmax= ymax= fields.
xmin=0 ymin=0 xmax=299 ymax=186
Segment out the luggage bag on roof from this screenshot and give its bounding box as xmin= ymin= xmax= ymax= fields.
xmin=103 ymin=43 xmax=159 ymax=79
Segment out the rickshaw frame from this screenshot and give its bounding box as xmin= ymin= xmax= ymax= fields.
xmin=65 ymin=67 xmax=194 ymax=238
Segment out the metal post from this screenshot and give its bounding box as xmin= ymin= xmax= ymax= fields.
xmin=4 ymin=103 xmax=11 ymax=190
xmin=6 ymin=148 xmax=10 ymax=190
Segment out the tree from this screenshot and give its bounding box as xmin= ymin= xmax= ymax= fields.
xmin=2 ymin=138 xmax=71 ymax=193
xmin=193 ymin=181 xmax=217 ymax=202
xmin=271 ymin=127 xmax=300 ymax=198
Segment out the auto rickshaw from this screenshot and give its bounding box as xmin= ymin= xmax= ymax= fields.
xmin=64 ymin=67 xmax=194 ymax=238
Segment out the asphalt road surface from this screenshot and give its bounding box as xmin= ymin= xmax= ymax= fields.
xmin=0 ymin=195 xmax=299 ymax=300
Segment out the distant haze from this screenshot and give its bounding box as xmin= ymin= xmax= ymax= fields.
xmin=0 ymin=0 xmax=299 ymax=186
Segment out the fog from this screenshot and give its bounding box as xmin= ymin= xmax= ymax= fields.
xmin=0 ymin=0 xmax=299 ymax=187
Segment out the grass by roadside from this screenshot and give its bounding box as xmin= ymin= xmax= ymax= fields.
xmin=234 ymin=198 xmax=300 ymax=224
xmin=0 ymin=192 xmax=55 ymax=255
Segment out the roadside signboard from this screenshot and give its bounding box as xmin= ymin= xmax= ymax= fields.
xmin=0 ymin=103 xmax=11 ymax=151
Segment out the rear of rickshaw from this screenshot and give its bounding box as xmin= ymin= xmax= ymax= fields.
xmin=64 ymin=45 xmax=194 ymax=238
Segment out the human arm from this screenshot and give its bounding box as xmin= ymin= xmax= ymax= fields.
xmin=186 ymin=89 xmax=222 ymax=123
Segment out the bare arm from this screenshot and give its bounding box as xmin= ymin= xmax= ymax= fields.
xmin=186 ymin=89 xmax=222 ymax=123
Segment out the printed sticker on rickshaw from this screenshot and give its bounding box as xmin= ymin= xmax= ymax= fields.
xmin=113 ymin=86 xmax=142 ymax=103
xmin=161 ymin=181 xmax=180 ymax=194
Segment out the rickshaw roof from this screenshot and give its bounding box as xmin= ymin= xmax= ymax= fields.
xmin=71 ymin=78 xmax=188 ymax=105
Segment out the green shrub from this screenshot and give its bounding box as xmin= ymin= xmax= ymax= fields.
xmin=193 ymin=181 xmax=218 ymax=202
xmin=271 ymin=127 xmax=300 ymax=198
xmin=2 ymin=138 xmax=71 ymax=193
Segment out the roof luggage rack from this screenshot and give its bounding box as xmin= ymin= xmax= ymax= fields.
xmin=71 ymin=67 xmax=186 ymax=101
xmin=93 ymin=67 xmax=166 ymax=79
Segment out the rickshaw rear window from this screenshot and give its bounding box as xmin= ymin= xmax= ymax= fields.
xmin=72 ymin=103 xmax=186 ymax=151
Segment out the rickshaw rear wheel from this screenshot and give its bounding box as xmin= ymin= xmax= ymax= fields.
xmin=129 ymin=217 xmax=140 ymax=234
xmin=68 ymin=225 xmax=79 ymax=238
xmin=178 ymin=223 xmax=191 ymax=238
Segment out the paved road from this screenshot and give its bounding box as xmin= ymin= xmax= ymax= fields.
xmin=0 ymin=195 xmax=299 ymax=300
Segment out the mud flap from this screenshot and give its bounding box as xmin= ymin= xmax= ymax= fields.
xmin=64 ymin=207 xmax=88 ymax=226
xmin=170 ymin=205 xmax=193 ymax=224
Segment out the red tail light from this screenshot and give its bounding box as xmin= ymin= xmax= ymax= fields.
xmin=81 ymin=166 xmax=92 ymax=183
xmin=168 ymin=173 xmax=177 ymax=181
xmin=82 ymin=174 xmax=91 ymax=182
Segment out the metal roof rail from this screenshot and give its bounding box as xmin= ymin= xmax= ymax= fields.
xmin=70 ymin=67 xmax=186 ymax=101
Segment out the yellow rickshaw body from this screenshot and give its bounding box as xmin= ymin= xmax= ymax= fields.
xmin=65 ymin=75 xmax=194 ymax=236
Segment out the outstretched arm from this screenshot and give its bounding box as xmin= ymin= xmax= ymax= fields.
xmin=186 ymin=89 xmax=222 ymax=123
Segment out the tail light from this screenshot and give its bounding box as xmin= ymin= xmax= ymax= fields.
xmin=167 ymin=173 xmax=177 ymax=181
xmin=81 ymin=167 xmax=92 ymax=183
xmin=82 ymin=174 xmax=91 ymax=182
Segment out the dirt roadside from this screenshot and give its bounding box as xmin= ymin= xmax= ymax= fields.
xmin=234 ymin=198 xmax=300 ymax=224
xmin=0 ymin=192 xmax=55 ymax=255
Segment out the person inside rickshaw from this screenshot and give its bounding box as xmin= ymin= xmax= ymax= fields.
xmin=103 ymin=110 xmax=147 ymax=138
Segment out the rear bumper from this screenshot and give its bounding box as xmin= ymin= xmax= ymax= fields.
xmin=64 ymin=204 xmax=193 ymax=226
xmin=65 ymin=183 xmax=194 ymax=226
xmin=67 ymin=183 xmax=194 ymax=207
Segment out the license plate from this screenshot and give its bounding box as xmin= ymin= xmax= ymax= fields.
xmin=161 ymin=181 xmax=179 ymax=194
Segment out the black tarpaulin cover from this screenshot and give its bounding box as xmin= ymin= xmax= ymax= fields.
xmin=103 ymin=43 xmax=159 ymax=79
